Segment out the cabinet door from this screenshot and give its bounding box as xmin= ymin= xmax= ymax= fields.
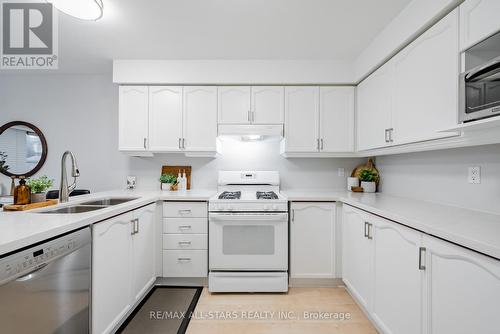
xmin=423 ymin=235 xmax=500 ymax=334
xmin=290 ymin=202 xmax=336 ymax=278
xmin=371 ymin=216 xmax=423 ymax=334
xmin=131 ymin=204 xmax=156 ymax=303
xmin=392 ymin=10 xmax=459 ymax=146
xmin=319 ymin=87 xmax=355 ymax=152
xmin=119 ymin=86 xmax=149 ymax=151
xmin=92 ymin=212 xmax=134 ymax=334
xmin=251 ymin=86 xmax=284 ymax=124
xmin=183 ymin=86 xmax=217 ymax=152
xmin=149 ymin=86 xmax=183 ymax=151
xmin=284 ymin=87 xmax=320 ymax=152
xmin=357 ymin=62 xmax=394 ymax=151
xmin=342 ymin=205 xmax=372 ymax=310
xmin=218 ymin=86 xmax=251 ymax=124
xmin=460 ymin=0 xmax=500 ymax=51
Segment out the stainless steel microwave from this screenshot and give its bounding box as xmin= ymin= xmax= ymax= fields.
xmin=460 ymin=31 xmax=500 ymax=123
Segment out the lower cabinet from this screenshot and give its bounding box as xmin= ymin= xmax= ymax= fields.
xmin=92 ymin=203 xmax=156 ymax=334
xmin=290 ymin=202 xmax=336 ymax=279
xmin=342 ymin=204 xmax=500 ymax=334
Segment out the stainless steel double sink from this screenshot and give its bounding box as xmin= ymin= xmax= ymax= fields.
xmin=39 ymin=197 xmax=139 ymax=214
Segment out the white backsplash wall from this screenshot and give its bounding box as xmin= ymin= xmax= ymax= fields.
xmin=376 ymin=144 xmax=500 ymax=215
xmin=0 ymin=74 xmax=363 ymax=194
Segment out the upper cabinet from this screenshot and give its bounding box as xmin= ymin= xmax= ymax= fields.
xmin=357 ymin=9 xmax=459 ymax=152
xmin=218 ymin=86 xmax=284 ymax=124
xmin=460 ymin=0 xmax=500 ymax=51
xmin=119 ymin=85 xmax=217 ymax=155
xmin=282 ymin=86 xmax=355 ymax=155
xmin=149 ymin=86 xmax=183 ymax=152
xmin=119 ymin=86 xmax=149 ymax=151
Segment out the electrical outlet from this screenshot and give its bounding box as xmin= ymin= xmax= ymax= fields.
xmin=468 ymin=167 xmax=481 ymax=184
xmin=127 ymin=176 xmax=137 ymax=189
xmin=338 ymin=168 xmax=345 ymax=177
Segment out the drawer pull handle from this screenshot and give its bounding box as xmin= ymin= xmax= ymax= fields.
xmin=418 ymin=247 xmax=426 ymax=271
xmin=178 ymin=210 xmax=192 ymax=214
xmin=178 ymin=258 xmax=191 ymax=262
xmin=178 ymin=241 xmax=192 ymax=246
xmin=178 ymin=225 xmax=192 ymax=230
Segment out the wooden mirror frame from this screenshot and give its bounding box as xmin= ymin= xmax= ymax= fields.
xmin=0 ymin=121 xmax=48 ymax=178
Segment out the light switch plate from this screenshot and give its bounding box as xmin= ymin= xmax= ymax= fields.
xmin=468 ymin=167 xmax=481 ymax=184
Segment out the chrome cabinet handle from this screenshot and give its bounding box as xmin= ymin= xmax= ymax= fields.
xmin=418 ymin=247 xmax=426 ymax=270
xmin=135 ymin=219 xmax=139 ymax=234
xmin=182 ymin=138 xmax=185 ymax=149
xmin=178 ymin=225 xmax=192 ymax=230
xmin=364 ymin=222 xmax=369 ymax=238
xmin=316 ymin=138 xmax=320 ymax=150
xmin=178 ymin=138 xmax=182 ymax=149
xmin=320 ymin=138 xmax=324 ymax=150
xmin=291 ymin=209 xmax=295 ymax=222
xmin=384 ymin=129 xmax=390 ymax=143
xmin=178 ymin=257 xmax=192 ymax=262
xmin=388 ymin=128 xmax=394 ymax=143
xmin=143 ymin=138 xmax=147 ymax=149
xmin=131 ymin=220 xmax=136 ymax=235
xmin=367 ymin=223 xmax=373 ymax=240
xmin=178 ymin=241 xmax=192 ymax=246
xmin=178 ymin=209 xmax=192 ymax=214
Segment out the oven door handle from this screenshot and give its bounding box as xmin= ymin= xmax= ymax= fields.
xmin=465 ymin=56 xmax=500 ymax=82
xmin=209 ymin=213 xmax=288 ymax=222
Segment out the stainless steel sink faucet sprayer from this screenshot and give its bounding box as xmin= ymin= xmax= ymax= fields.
xmin=59 ymin=151 xmax=80 ymax=203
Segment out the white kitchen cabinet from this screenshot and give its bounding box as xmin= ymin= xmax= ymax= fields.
xmin=290 ymin=202 xmax=336 ymax=279
xmin=392 ymin=10 xmax=459 ymax=146
xmin=92 ymin=204 xmax=157 ymax=334
xmin=119 ymin=86 xmax=149 ymax=151
xmin=251 ymin=86 xmax=284 ymax=124
xmin=342 ymin=205 xmax=373 ymax=310
xmin=183 ymin=86 xmax=217 ymax=152
xmin=371 ymin=215 xmax=423 ymax=334
xmin=148 ymin=86 xmax=183 ymax=152
xmin=423 ymin=235 xmax=500 ymax=334
xmin=131 ymin=204 xmax=156 ymax=303
xmin=319 ymin=87 xmax=355 ymax=152
xmin=218 ymin=86 xmax=251 ymax=124
xmin=283 ymin=87 xmax=320 ymax=152
xmin=460 ymin=0 xmax=500 ymax=51
xmin=357 ymin=62 xmax=394 ymax=151
xmin=92 ymin=212 xmax=134 ymax=334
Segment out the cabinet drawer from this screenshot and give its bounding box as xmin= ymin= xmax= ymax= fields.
xmin=163 ymin=202 xmax=207 ymax=218
xmin=163 ymin=234 xmax=207 ymax=250
xmin=162 ymin=250 xmax=207 ymax=277
xmin=163 ymin=218 xmax=207 ymax=234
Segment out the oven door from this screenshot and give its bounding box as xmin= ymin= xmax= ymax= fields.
xmin=209 ymin=212 xmax=288 ymax=271
xmin=460 ymin=56 xmax=500 ymax=122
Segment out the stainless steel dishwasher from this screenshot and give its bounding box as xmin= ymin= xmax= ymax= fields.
xmin=0 ymin=227 xmax=91 ymax=334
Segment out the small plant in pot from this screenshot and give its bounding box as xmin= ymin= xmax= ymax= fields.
xmin=27 ymin=175 xmax=54 ymax=203
xmin=160 ymin=173 xmax=177 ymax=191
xmin=359 ymin=169 xmax=377 ymax=193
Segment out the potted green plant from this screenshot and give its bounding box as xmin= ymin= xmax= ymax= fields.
xmin=27 ymin=175 xmax=54 ymax=203
xmin=160 ymin=173 xmax=177 ymax=191
xmin=359 ymin=169 xmax=377 ymax=193
xmin=0 ymin=151 xmax=9 ymax=172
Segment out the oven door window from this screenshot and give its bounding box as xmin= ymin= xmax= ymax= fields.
xmin=223 ymin=225 xmax=274 ymax=255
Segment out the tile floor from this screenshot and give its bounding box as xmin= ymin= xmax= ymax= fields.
xmin=186 ymin=287 xmax=378 ymax=334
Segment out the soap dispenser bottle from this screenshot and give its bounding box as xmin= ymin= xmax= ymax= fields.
xmin=180 ymin=170 xmax=187 ymax=191
xmin=14 ymin=177 xmax=31 ymax=205
xmin=177 ymin=170 xmax=182 ymax=191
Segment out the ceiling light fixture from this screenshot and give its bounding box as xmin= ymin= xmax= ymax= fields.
xmin=48 ymin=0 xmax=104 ymax=21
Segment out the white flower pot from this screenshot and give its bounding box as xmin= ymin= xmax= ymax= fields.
xmin=347 ymin=177 xmax=359 ymax=192
xmin=161 ymin=183 xmax=174 ymax=191
xmin=31 ymin=192 xmax=46 ymax=203
xmin=361 ymin=181 xmax=376 ymax=193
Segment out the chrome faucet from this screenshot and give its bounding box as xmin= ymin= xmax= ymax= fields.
xmin=59 ymin=151 xmax=80 ymax=203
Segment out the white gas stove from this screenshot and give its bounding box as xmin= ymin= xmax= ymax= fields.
xmin=208 ymin=171 xmax=289 ymax=293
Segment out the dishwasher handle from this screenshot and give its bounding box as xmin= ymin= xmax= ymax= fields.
xmin=15 ymin=263 xmax=49 ymax=282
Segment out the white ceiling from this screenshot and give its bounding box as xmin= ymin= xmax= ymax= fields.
xmin=24 ymin=0 xmax=413 ymax=73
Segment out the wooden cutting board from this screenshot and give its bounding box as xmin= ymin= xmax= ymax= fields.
xmin=161 ymin=166 xmax=192 ymax=190
xmin=3 ymin=199 xmax=58 ymax=211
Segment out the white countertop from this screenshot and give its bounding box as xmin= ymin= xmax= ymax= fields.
xmin=0 ymin=189 xmax=215 ymax=257
xmin=2 ymin=188 xmax=500 ymax=261
xmin=283 ymin=190 xmax=500 ymax=260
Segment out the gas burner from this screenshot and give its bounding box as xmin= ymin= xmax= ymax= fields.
xmin=256 ymin=191 xmax=279 ymax=200
xmin=218 ymin=191 xmax=241 ymax=200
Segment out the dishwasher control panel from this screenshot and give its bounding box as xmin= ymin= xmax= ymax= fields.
xmin=0 ymin=228 xmax=89 ymax=285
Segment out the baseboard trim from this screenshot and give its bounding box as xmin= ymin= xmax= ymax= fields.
xmin=289 ymin=277 xmax=344 ymax=287
xmin=156 ymin=277 xmax=208 ymax=287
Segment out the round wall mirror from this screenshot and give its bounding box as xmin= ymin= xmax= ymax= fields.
xmin=0 ymin=121 xmax=48 ymax=178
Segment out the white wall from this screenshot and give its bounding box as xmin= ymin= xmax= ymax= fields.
xmin=0 ymin=74 xmax=362 ymax=195
xmin=377 ymin=144 xmax=500 ymax=215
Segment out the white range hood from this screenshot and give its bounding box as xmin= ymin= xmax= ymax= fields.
xmin=218 ymin=124 xmax=283 ymax=138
